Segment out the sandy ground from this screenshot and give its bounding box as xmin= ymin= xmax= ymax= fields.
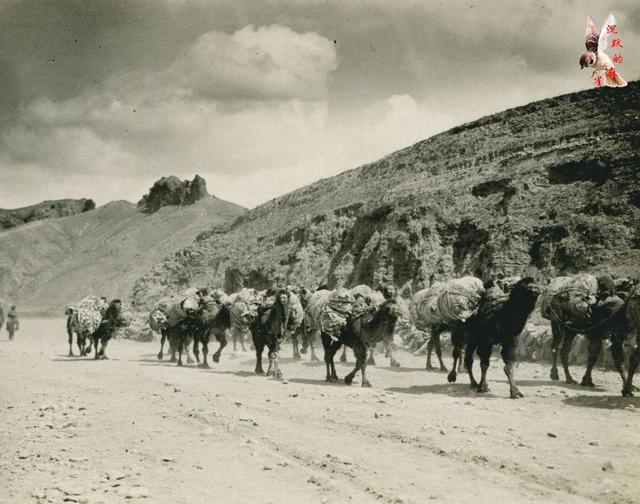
xmin=1 ymin=318 xmax=639 ymax=504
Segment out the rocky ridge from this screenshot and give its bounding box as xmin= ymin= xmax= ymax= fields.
xmin=132 ymin=83 xmax=640 ymax=310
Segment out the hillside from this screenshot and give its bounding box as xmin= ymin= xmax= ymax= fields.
xmin=0 ymin=199 xmax=95 ymax=230
xmin=0 ymin=195 xmax=245 ymax=314
xmin=132 ymin=83 xmax=640 ymax=309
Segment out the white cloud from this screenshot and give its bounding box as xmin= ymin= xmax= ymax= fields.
xmin=0 ymin=24 xmax=339 ymax=208
xmin=172 ymin=24 xmax=338 ymax=100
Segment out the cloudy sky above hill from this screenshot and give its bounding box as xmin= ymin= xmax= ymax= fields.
xmin=1 ymin=0 xmax=638 ymax=209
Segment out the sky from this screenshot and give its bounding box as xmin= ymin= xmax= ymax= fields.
xmin=0 ymin=0 xmax=638 ymax=210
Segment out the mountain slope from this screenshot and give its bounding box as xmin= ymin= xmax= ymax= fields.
xmin=0 ymin=198 xmax=95 ymax=230
xmin=0 ymin=196 xmax=245 ymax=313
xmin=132 ymin=83 xmax=640 ymax=309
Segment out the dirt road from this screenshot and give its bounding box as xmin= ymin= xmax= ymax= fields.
xmin=1 ymin=318 xmax=638 ymax=504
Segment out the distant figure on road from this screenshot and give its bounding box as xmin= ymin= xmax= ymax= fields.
xmin=0 ymin=306 xmax=4 ymax=337
xmin=6 ymin=305 xmax=19 ymax=340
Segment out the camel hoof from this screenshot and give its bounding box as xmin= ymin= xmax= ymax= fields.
xmin=476 ymin=383 xmax=490 ymax=393
xmin=326 ymin=375 xmax=339 ymax=383
xmin=344 ymin=375 xmax=354 ymax=385
xmin=361 ymin=380 xmax=372 ymax=388
xmin=68 ymin=352 xmax=74 ymax=357
xmin=293 ymin=354 xmax=301 ymax=361
xmin=300 ymin=347 xmax=308 ymax=355
xmin=580 ymin=376 xmax=595 ymax=388
xmin=170 ymin=356 xmax=177 ymax=362
xmin=199 ymin=362 xmax=210 ymax=369
xmin=99 ymin=355 xmax=109 ymax=360
xmin=390 ymin=360 xmax=401 ymax=368
xmin=340 ymin=355 xmax=348 ymax=363
xmin=439 ymin=366 xmax=449 ymax=373
xmin=212 ymin=354 xmax=220 ymax=363
xmin=255 ymin=369 xmax=265 ymax=376
xmin=177 ymin=361 xmax=183 ymax=367
xmin=566 ymin=378 xmax=578 ymax=385
xmin=311 ymin=355 xmax=320 ymax=362
xmin=621 ymin=387 xmax=634 ymax=397
xmin=510 ymin=388 xmax=524 ymax=399
xmin=447 ymin=370 xmax=457 ymax=383
xmin=425 ymin=363 xmax=434 ymax=371
xmin=550 ymin=368 xmax=559 ymax=381
xmin=157 ymin=352 xmax=163 ymax=360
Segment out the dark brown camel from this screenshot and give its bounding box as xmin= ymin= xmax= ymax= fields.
xmin=322 ymin=298 xmax=401 ymax=388
xmin=459 ymin=278 xmax=540 ymax=399
xmin=251 ymin=290 xmax=290 ymax=379
xmin=91 ymin=300 xmax=128 ymax=360
xmin=192 ymin=302 xmax=233 ymax=367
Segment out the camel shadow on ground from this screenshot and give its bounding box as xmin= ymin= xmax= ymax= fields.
xmin=381 ymin=366 xmax=448 ymax=374
xmin=288 ymin=377 xmax=356 ymax=387
xmin=386 ymin=383 xmax=494 ymax=398
xmin=52 ymin=356 xmax=121 ymax=362
xmin=562 ymin=394 xmax=640 ymax=410
xmin=511 ymin=379 xmax=607 ymax=392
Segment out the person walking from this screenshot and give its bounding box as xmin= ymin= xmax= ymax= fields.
xmin=6 ymin=305 xmax=19 ymax=340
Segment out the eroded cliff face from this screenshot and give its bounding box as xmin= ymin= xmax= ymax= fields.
xmin=0 ymin=199 xmax=95 ymax=230
xmin=131 ymin=83 xmax=640 ymax=310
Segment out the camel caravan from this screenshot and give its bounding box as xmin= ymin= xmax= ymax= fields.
xmin=64 ymin=272 xmax=640 ymax=398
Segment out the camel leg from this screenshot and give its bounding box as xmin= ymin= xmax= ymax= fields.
xmin=476 ymin=340 xmax=492 ymax=393
xmin=157 ymin=332 xmax=166 ymax=360
xmin=355 ymin=344 xmax=371 ymax=387
xmin=340 ymin=346 xmax=348 ymax=363
xmin=291 ymin=330 xmax=301 ymax=360
xmin=622 ymin=341 xmax=640 ymax=397
xmin=448 ymin=345 xmax=463 ymax=383
xmin=345 ymin=344 xmax=368 ymax=387
xmin=68 ymin=329 xmax=74 ymax=357
xmin=464 ymin=339 xmax=478 ymax=389
xmin=367 ymin=346 xmax=376 ymax=366
xmin=426 ymin=333 xmax=436 ymax=370
xmin=386 ymin=339 xmax=401 ymax=367
xmin=322 ymin=335 xmax=340 ymax=382
xmin=200 ymin=336 xmax=211 ymax=368
xmin=309 ymin=338 xmax=320 ymax=362
xmin=580 ymin=334 xmax=603 ymax=387
xmin=502 ymin=342 xmax=522 ymax=398
xmin=549 ymin=321 xmax=562 ymax=381
xmin=185 ymin=338 xmax=195 ymax=364
xmin=610 ymin=334 xmax=627 ymax=387
xmin=267 ymin=342 xmax=282 ymax=379
xmin=77 ymin=335 xmax=85 ymax=357
xmin=212 ymin=333 xmax=227 ymax=363
xmin=560 ymin=331 xmax=577 ymax=384
xmin=177 ymin=336 xmax=184 ymax=367
xmin=434 ymin=332 xmax=448 ymax=372
xmin=231 ymin=328 xmax=238 ymax=352
xmin=93 ymin=336 xmax=100 ymax=360
xmin=192 ymin=338 xmax=201 ymax=364
xmin=254 ymin=341 xmax=265 ymax=375
xmin=98 ymin=338 xmax=110 ymax=360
